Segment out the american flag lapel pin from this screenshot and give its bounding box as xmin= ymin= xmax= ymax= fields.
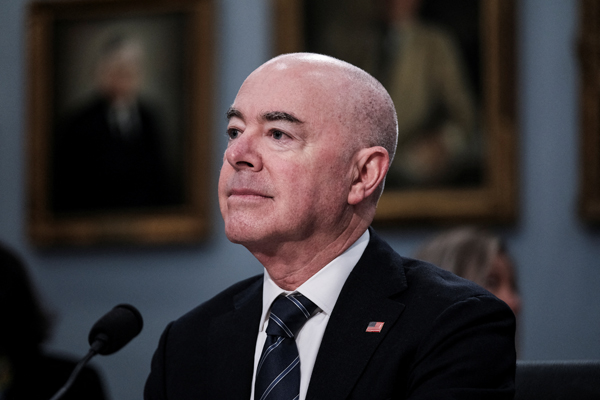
xmin=366 ymin=321 xmax=384 ymax=333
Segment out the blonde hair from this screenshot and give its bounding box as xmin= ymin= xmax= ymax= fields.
xmin=414 ymin=227 xmax=505 ymax=287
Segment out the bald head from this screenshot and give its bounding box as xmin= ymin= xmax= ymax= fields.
xmin=249 ymin=53 xmax=398 ymax=164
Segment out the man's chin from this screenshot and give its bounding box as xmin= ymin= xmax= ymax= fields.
xmin=223 ymin=223 xmax=258 ymax=245
xmin=223 ymin=224 xmax=281 ymax=254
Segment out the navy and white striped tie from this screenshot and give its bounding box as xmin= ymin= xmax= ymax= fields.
xmin=254 ymin=293 xmax=319 ymax=400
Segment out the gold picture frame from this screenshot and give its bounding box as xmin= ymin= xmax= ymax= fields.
xmin=274 ymin=0 xmax=518 ymax=224
xmin=578 ymin=0 xmax=600 ymax=223
xmin=27 ymin=0 xmax=214 ymax=246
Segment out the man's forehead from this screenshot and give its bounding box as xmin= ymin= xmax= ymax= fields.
xmin=227 ymin=59 xmax=351 ymax=129
xmin=231 ymin=81 xmax=325 ymax=119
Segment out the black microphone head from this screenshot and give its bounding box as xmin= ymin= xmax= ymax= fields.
xmin=88 ymin=303 xmax=143 ymax=355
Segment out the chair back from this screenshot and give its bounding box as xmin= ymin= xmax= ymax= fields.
xmin=515 ymin=360 xmax=600 ymax=400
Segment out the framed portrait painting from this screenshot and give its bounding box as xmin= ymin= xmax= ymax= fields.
xmin=273 ymin=0 xmax=518 ymax=224
xmin=27 ymin=0 xmax=214 ymax=246
xmin=578 ymin=0 xmax=600 ymax=223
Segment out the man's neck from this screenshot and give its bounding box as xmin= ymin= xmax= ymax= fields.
xmin=251 ymin=217 xmax=370 ymax=291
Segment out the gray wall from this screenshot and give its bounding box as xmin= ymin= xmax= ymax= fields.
xmin=1 ymin=1 xmax=599 ymax=399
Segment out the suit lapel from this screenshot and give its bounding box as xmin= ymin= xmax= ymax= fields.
xmin=206 ymin=278 xmax=262 ymax=398
xmin=307 ymin=230 xmax=407 ymax=400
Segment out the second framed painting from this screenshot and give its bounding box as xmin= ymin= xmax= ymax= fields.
xmin=274 ymin=0 xmax=518 ymax=224
xmin=578 ymin=0 xmax=600 ymax=224
xmin=27 ymin=0 xmax=214 ymax=246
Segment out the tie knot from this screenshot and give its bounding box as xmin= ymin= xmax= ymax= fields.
xmin=266 ymin=294 xmax=318 ymax=339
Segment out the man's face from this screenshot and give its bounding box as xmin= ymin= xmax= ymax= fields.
xmin=98 ymin=45 xmax=143 ymax=103
xmin=218 ymin=63 xmax=354 ymax=252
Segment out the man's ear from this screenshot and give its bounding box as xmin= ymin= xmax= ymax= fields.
xmin=348 ymin=146 xmax=389 ymax=205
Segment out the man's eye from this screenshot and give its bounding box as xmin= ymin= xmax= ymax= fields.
xmin=227 ymin=128 xmax=240 ymax=139
xmin=272 ymin=130 xmax=285 ymax=140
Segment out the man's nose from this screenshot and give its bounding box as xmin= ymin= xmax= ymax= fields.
xmin=225 ymin=129 xmax=263 ymax=171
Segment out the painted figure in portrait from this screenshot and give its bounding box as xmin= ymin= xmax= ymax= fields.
xmin=303 ymin=0 xmax=483 ymax=189
xmin=51 ymin=17 xmax=186 ymax=214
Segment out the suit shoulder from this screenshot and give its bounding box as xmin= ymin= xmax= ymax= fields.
xmin=397 ymin=256 xmax=514 ymax=331
xmin=365 ymin=229 xmax=491 ymax=302
xmin=402 ymin=256 xmax=495 ymax=299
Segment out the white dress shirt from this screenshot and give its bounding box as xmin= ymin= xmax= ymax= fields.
xmin=249 ymin=230 xmax=370 ymax=400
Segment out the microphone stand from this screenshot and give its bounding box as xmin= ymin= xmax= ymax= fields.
xmin=48 ymin=337 xmax=105 ymax=400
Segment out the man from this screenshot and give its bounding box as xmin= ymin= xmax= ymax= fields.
xmin=52 ymin=35 xmax=178 ymax=213
xmin=145 ymin=53 xmax=515 ymax=399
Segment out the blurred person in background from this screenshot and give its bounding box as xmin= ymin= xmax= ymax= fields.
xmin=414 ymin=226 xmax=521 ymax=318
xmin=52 ymin=34 xmax=176 ymax=214
xmin=0 ymin=243 xmax=107 ymax=400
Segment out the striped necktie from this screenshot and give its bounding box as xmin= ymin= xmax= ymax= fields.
xmin=254 ymin=293 xmax=319 ymax=400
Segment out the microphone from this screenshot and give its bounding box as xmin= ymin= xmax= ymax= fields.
xmin=49 ymin=304 xmax=143 ymax=400
xmin=88 ymin=303 xmax=144 ymax=355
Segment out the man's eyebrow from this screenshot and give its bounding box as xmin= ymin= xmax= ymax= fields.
xmin=226 ymin=108 xmax=304 ymax=124
xmin=226 ymin=107 xmax=242 ymax=120
xmin=262 ymin=111 xmax=304 ymax=124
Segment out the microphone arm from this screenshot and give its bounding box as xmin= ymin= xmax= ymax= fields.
xmin=49 ymin=348 xmax=98 ymax=400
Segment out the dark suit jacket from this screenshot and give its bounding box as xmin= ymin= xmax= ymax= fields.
xmin=145 ymin=229 xmax=516 ymax=399
xmin=52 ymin=95 xmax=181 ymax=213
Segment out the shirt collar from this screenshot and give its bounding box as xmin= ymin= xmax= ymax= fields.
xmin=259 ymin=230 xmax=370 ymax=331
